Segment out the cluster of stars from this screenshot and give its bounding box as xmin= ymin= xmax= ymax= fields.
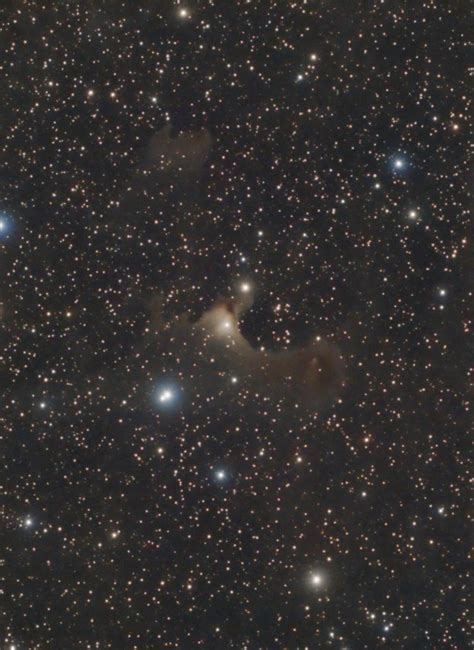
xmin=1 ymin=1 xmax=468 ymax=648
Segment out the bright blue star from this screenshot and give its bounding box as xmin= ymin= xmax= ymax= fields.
xmin=0 ymin=213 xmax=12 ymax=237
xmin=154 ymin=381 xmax=182 ymax=410
xmin=389 ymin=154 xmax=410 ymax=173
xmin=213 ymin=467 xmax=231 ymax=485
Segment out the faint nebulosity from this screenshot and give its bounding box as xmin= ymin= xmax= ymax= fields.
xmin=2 ymin=2 xmax=470 ymax=649
xmin=191 ymin=293 xmax=344 ymax=407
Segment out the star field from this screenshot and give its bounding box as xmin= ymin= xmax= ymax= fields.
xmin=2 ymin=2 xmax=470 ymax=648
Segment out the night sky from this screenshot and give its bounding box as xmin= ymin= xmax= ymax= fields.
xmin=2 ymin=2 xmax=471 ymax=648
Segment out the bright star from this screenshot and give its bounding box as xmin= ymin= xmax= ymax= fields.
xmin=240 ymin=282 xmax=251 ymax=293
xmin=159 ymin=389 xmax=173 ymax=403
xmin=0 ymin=214 xmax=11 ymax=235
xmin=154 ymin=382 xmax=181 ymax=411
xmin=310 ymin=573 xmax=324 ymax=588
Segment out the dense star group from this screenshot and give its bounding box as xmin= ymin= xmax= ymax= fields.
xmin=2 ymin=2 xmax=470 ymax=648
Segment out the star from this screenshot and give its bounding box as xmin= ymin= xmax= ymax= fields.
xmin=308 ymin=571 xmax=326 ymax=590
xmin=155 ymin=383 xmax=181 ymax=409
xmin=158 ymin=389 xmax=173 ymax=403
xmin=311 ymin=573 xmax=322 ymax=585
xmin=0 ymin=214 xmax=11 ymax=235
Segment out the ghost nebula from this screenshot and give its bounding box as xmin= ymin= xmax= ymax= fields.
xmin=195 ymin=295 xmax=344 ymax=407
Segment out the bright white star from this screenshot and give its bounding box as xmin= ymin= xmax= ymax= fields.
xmin=158 ymin=389 xmax=173 ymax=403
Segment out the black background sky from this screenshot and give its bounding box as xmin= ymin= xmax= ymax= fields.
xmin=2 ymin=1 xmax=471 ymax=648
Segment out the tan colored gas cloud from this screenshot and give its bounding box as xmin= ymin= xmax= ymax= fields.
xmin=194 ymin=294 xmax=344 ymax=407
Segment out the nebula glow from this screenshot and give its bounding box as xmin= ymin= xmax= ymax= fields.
xmin=195 ymin=292 xmax=344 ymax=407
